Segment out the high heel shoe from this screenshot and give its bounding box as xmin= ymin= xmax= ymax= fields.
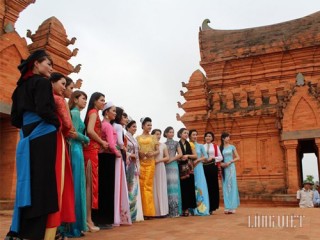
xmin=87 ymin=223 xmax=100 ymax=232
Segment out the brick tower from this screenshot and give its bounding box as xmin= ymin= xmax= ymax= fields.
xmin=178 ymin=12 xmax=320 ymax=205
xmin=0 ymin=1 xmax=80 ymax=209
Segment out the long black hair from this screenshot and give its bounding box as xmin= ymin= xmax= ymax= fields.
xmin=220 ymin=132 xmax=230 ymax=156
xmin=85 ymin=92 xmax=105 ymax=122
xmin=65 ymin=76 xmax=74 ymax=87
xmin=17 ymin=49 xmax=52 ymax=84
xmin=177 ymin=128 xmax=187 ymax=138
xmin=110 ymin=107 xmax=124 ymax=125
xmin=188 ymin=129 xmax=197 ymax=140
xmin=49 ymin=72 xmax=65 ymax=83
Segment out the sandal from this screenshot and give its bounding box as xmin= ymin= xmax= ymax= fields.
xmin=182 ymin=211 xmax=190 ymax=217
xmin=55 ymin=231 xmax=66 ymax=240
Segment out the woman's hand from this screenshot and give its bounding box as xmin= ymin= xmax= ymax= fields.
xmin=101 ymin=140 xmax=108 ymax=149
xmin=115 ymin=150 xmax=122 ymax=158
xmin=146 ymin=151 xmax=154 ymax=158
xmin=194 ymin=159 xmax=201 ymax=166
xmin=68 ymin=130 xmax=78 ymax=139
xmin=130 ymin=153 xmax=136 ymax=161
xmin=126 ymin=158 xmax=130 ymax=166
xmin=181 ymin=155 xmax=188 ymax=161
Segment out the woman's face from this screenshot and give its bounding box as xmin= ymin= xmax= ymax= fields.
xmin=190 ymin=131 xmax=197 ymax=142
xmin=166 ymin=129 xmax=174 ymax=139
xmin=224 ymin=135 xmax=230 ymax=144
xmin=76 ymin=94 xmax=87 ymax=110
xmin=143 ymin=121 xmax=152 ymax=133
xmin=128 ymin=123 xmax=137 ymax=135
xmin=94 ymin=96 xmax=105 ymax=110
xmin=205 ymin=134 xmax=213 ymax=143
xmin=64 ymin=82 xmax=74 ymax=99
xmin=121 ymin=114 xmax=128 ymax=126
xmin=52 ymin=78 xmax=66 ymax=96
xmin=34 ymin=58 xmax=53 ymax=78
xmin=154 ymin=131 xmax=161 ymax=141
xmin=107 ymin=106 xmax=116 ymax=120
xmin=181 ymin=130 xmax=189 ymax=140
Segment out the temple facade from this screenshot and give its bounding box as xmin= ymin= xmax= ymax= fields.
xmin=178 ymin=12 xmax=320 ymax=205
xmin=0 ymin=0 xmax=80 ymax=209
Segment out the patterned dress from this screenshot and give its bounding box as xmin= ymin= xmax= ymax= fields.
xmin=191 ymin=142 xmax=210 ymax=216
xmin=222 ymin=145 xmax=240 ymax=211
xmin=164 ymin=139 xmax=182 ymax=217
xmin=126 ymin=132 xmax=144 ymax=222
xmin=179 ymin=140 xmax=197 ymax=211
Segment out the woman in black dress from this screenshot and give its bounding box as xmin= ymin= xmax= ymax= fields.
xmin=203 ymin=131 xmax=223 ymax=214
xmin=7 ymin=50 xmax=60 ymax=240
xmin=177 ymin=128 xmax=197 ymax=216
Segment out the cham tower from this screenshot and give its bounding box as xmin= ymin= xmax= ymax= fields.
xmin=178 ymin=12 xmax=320 ymax=205
xmin=0 ymin=0 xmax=80 ymax=209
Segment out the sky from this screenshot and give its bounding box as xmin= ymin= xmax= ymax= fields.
xmin=15 ymin=0 xmax=320 ymax=179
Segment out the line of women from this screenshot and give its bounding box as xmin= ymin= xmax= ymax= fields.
xmin=7 ymin=50 xmax=241 ymax=240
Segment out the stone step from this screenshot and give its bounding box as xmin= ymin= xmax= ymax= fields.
xmin=239 ymin=194 xmax=297 ymax=207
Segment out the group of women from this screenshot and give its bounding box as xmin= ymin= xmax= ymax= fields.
xmin=7 ymin=50 xmax=240 ymax=240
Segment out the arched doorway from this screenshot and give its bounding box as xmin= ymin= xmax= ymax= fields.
xmin=297 ymin=139 xmax=319 ymax=187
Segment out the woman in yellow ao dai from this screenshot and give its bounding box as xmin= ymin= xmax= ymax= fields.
xmin=136 ymin=117 xmax=159 ymax=218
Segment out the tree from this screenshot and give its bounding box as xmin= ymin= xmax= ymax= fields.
xmin=305 ymin=175 xmax=314 ymax=183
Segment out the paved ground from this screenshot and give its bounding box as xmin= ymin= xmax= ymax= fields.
xmin=1 ymin=207 xmax=319 ymax=240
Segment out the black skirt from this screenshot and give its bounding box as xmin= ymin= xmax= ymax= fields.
xmin=180 ymin=174 xmax=197 ymax=210
xmin=14 ymin=126 xmax=58 ymax=239
xmin=92 ymin=153 xmax=115 ymax=225
xmin=203 ymin=162 xmax=220 ymax=212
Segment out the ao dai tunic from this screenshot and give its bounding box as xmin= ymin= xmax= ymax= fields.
xmin=137 ymin=135 xmax=158 ymax=217
xmin=126 ymin=132 xmax=144 ymax=222
xmin=191 ymin=142 xmax=210 ymax=216
xmin=165 ymin=139 xmax=182 ymax=217
xmin=153 ymin=143 xmax=169 ymax=216
xmin=66 ymin=107 xmax=89 ymax=237
xmin=222 ymin=145 xmax=240 ymax=210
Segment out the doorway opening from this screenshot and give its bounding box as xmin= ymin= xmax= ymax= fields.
xmin=297 ymin=139 xmax=319 ymax=187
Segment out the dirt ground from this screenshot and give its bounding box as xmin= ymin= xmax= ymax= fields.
xmin=1 ymin=207 xmax=319 ymax=240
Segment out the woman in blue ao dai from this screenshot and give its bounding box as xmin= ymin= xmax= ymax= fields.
xmin=188 ymin=130 xmax=210 ymax=216
xmin=220 ymin=132 xmax=240 ymax=214
xmin=66 ymin=90 xmax=90 ymax=237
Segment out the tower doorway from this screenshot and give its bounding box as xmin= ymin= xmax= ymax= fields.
xmin=297 ymin=139 xmax=319 ymax=187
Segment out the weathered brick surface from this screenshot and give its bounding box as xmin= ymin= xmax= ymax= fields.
xmin=28 ymin=16 xmax=80 ymax=75
xmin=0 ymin=117 xmax=18 ymax=201
xmin=0 ymin=1 xmax=79 ymax=208
xmin=179 ymin=12 xmax=320 ymax=204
